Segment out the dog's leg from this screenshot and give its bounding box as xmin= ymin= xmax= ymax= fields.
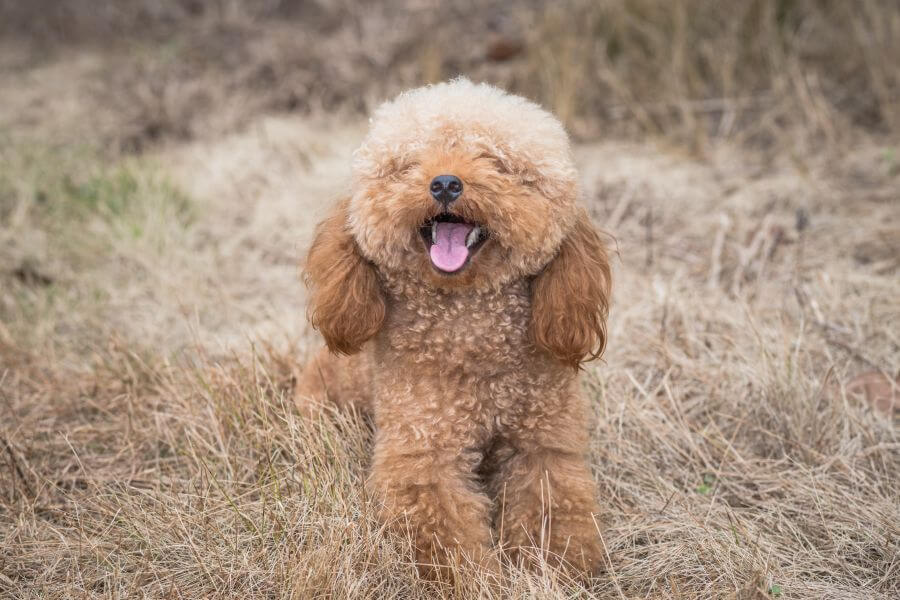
xmin=492 ymin=408 xmax=604 ymax=577
xmin=368 ymin=421 xmax=495 ymax=579
xmin=294 ymin=347 xmax=374 ymax=419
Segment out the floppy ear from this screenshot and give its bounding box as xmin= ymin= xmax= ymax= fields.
xmin=304 ymin=198 xmax=385 ymax=355
xmin=530 ymin=210 xmax=611 ymax=369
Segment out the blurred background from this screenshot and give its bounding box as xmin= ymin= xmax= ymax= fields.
xmin=2 ymin=0 xmax=898 ymax=152
xmin=1 ymin=3 xmax=898 ymax=598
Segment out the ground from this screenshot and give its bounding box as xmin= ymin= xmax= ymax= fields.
xmin=1 ymin=28 xmax=899 ymax=600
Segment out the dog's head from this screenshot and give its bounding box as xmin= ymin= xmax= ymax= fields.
xmin=305 ymin=79 xmax=610 ymax=367
xmin=349 ymin=78 xmax=579 ymax=289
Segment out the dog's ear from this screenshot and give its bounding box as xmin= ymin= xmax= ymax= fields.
xmin=304 ymin=198 xmax=385 ymax=355
xmin=530 ymin=209 xmax=611 ymax=369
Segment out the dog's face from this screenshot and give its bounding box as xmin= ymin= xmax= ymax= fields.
xmin=348 ymin=80 xmax=579 ymax=290
xmin=305 ymin=79 xmax=610 ymax=367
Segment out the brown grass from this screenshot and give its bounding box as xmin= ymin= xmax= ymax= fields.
xmin=522 ymin=0 xmax=900 ymax=145
xmin=2 ymin=1 xmax=898 ymax=152
xmin=1 ymin=1 xmax=899 ymax=598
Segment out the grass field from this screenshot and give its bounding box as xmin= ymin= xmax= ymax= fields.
xmin=1 ymin=2 xmax=899 ymax=598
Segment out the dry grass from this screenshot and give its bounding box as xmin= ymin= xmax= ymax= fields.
xmin=2 ymin=1 xmax=897 ymax=152
xmin=3 ymin=130 xmax=897 ymax=598
xmin=2 ymin=1 xmax=899 ymax=598
xmin=522 ymin=0 xmax=900 ymax=145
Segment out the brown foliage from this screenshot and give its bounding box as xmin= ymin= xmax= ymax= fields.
xmin=5 ymin=1 xmax=897 ymax=152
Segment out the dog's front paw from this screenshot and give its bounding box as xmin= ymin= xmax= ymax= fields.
xmin=413 ymin=541 xmax=499 ymax=582
xmin=550 ymin=516 xmax=607 ymax=578
xmin=501 ymin=515 xmax=606 ymax=579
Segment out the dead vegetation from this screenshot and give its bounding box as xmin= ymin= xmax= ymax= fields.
xmin=1 ymin=1 xmax=899 ymax=598
xmin=2 ymin=0 xmax=898 ymax=153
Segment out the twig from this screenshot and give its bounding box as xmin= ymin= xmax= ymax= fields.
xmin=593 ymin=514 xmax=627 ymax=600
xmin=731 ymin=214 xmax=773 ymax=295
xmin=657 ymin=489 xmax=677 ymax=515
xmin=2 ymin=436 xmax=34 ymax=499
xmin=607 ymin=187 xmax=635 ymax=230
xmin=820 ymin=333 xmax=881 ymax=371
xmin=607 ymin=93 xmax=775 ymax=116
xmin=794 ymin=287 xmax=882 ymax=370
xmin=707 ymin=214 xmax=730 ymax=290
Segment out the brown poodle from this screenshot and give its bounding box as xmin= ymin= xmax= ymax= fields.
xmin=295 ymin=78 xmax=611 ymax=577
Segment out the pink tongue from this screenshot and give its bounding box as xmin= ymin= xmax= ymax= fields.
xmin=430 ymin=222 xmax=473 ymax=272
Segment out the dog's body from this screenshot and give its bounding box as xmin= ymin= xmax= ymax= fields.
xmin=296 ymin=79 xmax=610 ymax=576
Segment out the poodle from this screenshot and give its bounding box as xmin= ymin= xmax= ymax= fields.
xmin=295 ymin=78 xmax=611 ymax=577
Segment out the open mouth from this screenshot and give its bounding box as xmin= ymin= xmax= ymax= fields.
xmin=419 ymin=213 xmax=489 ymax=274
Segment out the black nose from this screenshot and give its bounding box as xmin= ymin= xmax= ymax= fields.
xmin=429 ymin=174 xmax=463 ymax=206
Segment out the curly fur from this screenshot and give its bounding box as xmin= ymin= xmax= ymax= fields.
xmin=531 ymin=209 xmax=611 ymax=369
xmin=304 ymin=197 xmax=385 ymax=355
xmin=297 ymin=78 xmax=612 ymax=577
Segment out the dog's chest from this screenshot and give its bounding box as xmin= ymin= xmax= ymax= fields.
xmin=373 ymin=277 xmax=574 ymax=434
xmin=380 ymin=279 xmax=533 ymax=373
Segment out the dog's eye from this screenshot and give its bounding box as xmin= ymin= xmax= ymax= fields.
xmin=382 ymin=159 xmax=419 ymax=178
xmin=476 ymin=152 xmax=511 ymax=175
